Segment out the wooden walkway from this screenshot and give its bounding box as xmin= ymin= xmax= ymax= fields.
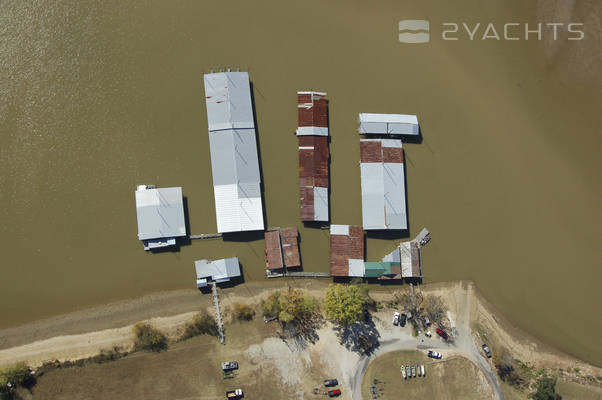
xmin=412 ymin=227 xmax=430 ymax=246
xmin=266 ymin=271 xmax=330 ymax=278
xmin=189 ymin=233 xmax=222 ymax=240
xmin=210 ymin=282 xmax=225 ymax=344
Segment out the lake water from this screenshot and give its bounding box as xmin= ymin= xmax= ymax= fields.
xmin=1 ymin=0 xmax=600 ymax=365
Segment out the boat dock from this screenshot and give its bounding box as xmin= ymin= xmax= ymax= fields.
xmin=412 ymin=228 xmax=430 ymax=246
xmin=210 ymin=282 xmax=225 ymax=344
xmin=266 ymin=271 xmax=330 ymax=278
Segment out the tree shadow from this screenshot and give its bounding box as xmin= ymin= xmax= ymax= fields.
xmin=334 ymin=312 xmax=381 ymax=355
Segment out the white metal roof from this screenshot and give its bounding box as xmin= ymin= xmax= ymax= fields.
xmin=330 ymin=224 xmax=350 ymax=235
xmin=360 ymin=140 xmax=407 ymax=230
xmin=359 ymin=113 xmax=419 ymax=135
xmin=204 ymin=72 xmax=255 ymax=132
xmin=296 ymin=126 xmax=328 ymax=136
xmin=195 ymin=257 xmax=241 ymax=283
xmin=204 ymin=72 xmax=264 ymax=233
xmin=400 ymin=241 xmax=421 ymax=278
xmin=135 ymin=186 xmax=186 ymax=241
xmin=348 ymin=259 xmax=365 ymax=277
xmin=313 ymin=186 xmax=329 ymax=221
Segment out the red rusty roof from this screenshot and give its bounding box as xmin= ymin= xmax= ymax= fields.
xmin=280 ymin=227 xmax=300 ymax=268
xmin=297 ymin=92 xmax=328 ymax=128
xmin=299 ymin=136 xmax=329 ymax=221
xmin=360 ymin=140 xmax=404 ymax=164
xmin=330 ymin=226 xmax=364 ymax=276
xmin=264 ymin=230 xmax=283 ymax=270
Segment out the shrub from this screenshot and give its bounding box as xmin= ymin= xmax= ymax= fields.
xmin=493 ymin=348 xmax=524 ymax=387
xmin=231 ymin=302 xmax=255 ymax=321
xmin=133 ymin=323 xmax=168 ymax=352
xmin=180 ymin=312 xmax=219 ymax=340
xmin=529 ymin=374 xmax=561 ymax=400
xmin=262 ymin=291 xmax=282 ymax=318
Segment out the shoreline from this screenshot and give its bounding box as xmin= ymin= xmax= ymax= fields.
xmin=0 ymin=280 xmax=600 ymax=376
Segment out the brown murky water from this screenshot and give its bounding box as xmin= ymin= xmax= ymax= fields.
xmin=1 ymin=1 xmax=600 ymax=365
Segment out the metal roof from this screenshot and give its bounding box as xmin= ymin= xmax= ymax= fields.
xmin=135 ymin=186 xmax=186 ymax=241
xmin=195 ymin=257 xmax=241 ymax=285
xmin=204 ymin=72 xmax=255 ymax=132
xmin=280 ymin=227 xmax=301 ymax=268
xmin=400 ymin=241 xmax=421 ymax=278
xmin=264 ymin=230 xmax=283 ymax=270
xmin=330 ymin=225 xmax=365 ymax=276
xmin=297 ymin=91 xmax=328 ymax=136
xmin=358 ymin=113 xmax=419 ymax=135
xmin=204 ymin=72 xmax=264 ymax=233
xmin=360 ymin=139 xmax=407 ymax=230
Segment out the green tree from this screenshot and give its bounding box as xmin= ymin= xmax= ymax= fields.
xmin=324 ymin=284 xmax=366 ymax=326
xmin=529 ymin=374 xmax=561 ymax=400
xmin=262 ymin=291 xmax=282 ymax=318
xmin=133 ymin=322 xmax=168 ymax=352
xmin=231 ymin=302 xmax=255 ymax=321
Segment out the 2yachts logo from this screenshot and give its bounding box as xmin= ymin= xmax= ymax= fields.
xmin=399 ymin=20 xmax=585 ymax=43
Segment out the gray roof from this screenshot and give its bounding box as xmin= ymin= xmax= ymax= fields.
xmin=204 ymin=72 xmax=255 ymax=132
xmin=195 ymin=257 xmax=241 ymax=282
xmin=359 ymin=113 xmax=419 ymax=135
xmin=203 ymin=72 xmax=264 ymax=233
xmin=135 ymin=187 xmax=186 ymax=241
xmin=360 ymin=140 xmax=407 ymax=230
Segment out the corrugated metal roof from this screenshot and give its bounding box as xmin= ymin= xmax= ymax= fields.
xmin=280 ymin=227 xmax=301 ymax=268
xmin=204 ymin=72 xmax=264 ymax=233
xmin=400 ymin=241 xmax=421 ymax=278
xmin=264 ymin=231 xmax=283 ymax=270
xmin=135 ymin=186 xmax=186 ymax=241
xmin=195 ymin=257 xmax=241 ymax=284
xmin=298 ymin=119 xmax=329 ymax=222
xmin=330 ymin=225 xmax=364 ymax=276
xmin=204 ymin=72 xmax=255 ymax=131
xmin=360 ymin=139 xmax=407 ymax=230
xmin=297 ymin=91 xmax=328 ymax=134
xmin=358 ymin=113 xmax=419 ymax=135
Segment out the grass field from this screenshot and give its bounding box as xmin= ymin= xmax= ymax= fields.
xmin=361 ymin=350 xmax=492 ymax=400
xmin=19 ymin=317 xmax=331 ymax=400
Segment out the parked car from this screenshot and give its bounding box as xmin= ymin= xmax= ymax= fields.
xmin=221 ymin=361 xmax=239 ymax=371
xmin=424 ymin=316 xmax=431 ymax=326
xmin=324 ymin=379 xmax=338 ymax=387
xmin=407 ymin=311 xmax=413 ymax=319
xmin=393 ymin=312 xmax=400 ymax=326
xmin=436 ymin=327 xmax=448 ymax=340
xmin=425 ymin=330 xmax=432 ymax=337
xmin=482 ymin=344 xmax=492 ymax=358
xmin=400 ymin=313 xmax=407 ymax=327
xmin=328 ymin=389 xmax=341 ymax=397
xmin=427 ymin=350 xmax=442 ymax=359
xmin=226 ymin=388 xmax=243 ymax=399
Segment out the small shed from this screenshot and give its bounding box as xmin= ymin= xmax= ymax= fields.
xmin=358 ymin=113 xmax=419 ymax=136
xmin=194 ymin=257 xmax=241 ymax=288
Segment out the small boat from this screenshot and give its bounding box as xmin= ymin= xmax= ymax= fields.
xmin=421 ymin=365 xmax=425 ymax=377
xmin=412 ymin=366 xmax=416 ymax=377
xmin=406 ymin=366 xmax=411 ymax=378
xmin=401 ymin=365 xmax=406 ymax=379
xmin=417 ymin=365 xmax=422 ymax=377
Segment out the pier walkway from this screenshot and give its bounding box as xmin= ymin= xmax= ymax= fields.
xmin=209 ymin=282 xmax=225 ymax=344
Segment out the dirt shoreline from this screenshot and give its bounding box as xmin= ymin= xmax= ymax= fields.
xmin=0 ymin=280 xmax=600 ymax=383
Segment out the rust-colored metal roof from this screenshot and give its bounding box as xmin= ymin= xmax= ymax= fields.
xmin=264 ymin=230 xmax=283 ymax=270
xmin=297 ymin=93 xmax=328 ymax=127
xmin=360 ymin=140 xmax=404 ymax=164
xmin=280 ymin=227 xmax=301 ymax=268
xmin=330 ymin=226 xmax=364 ymax=276
xmin=410 ymin=242 xmax=421 ymax=277
xmin=299 ymin=136 xmax=329 ymax=221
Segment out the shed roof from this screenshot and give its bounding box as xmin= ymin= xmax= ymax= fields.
xmin=299 ymin=135 xmax=329 ymax=222
xmin=135 ymin=186 xmax=186 ymax=241
xmin=329 ymin=225 xmax=364 ymax=276
xmin=358 ymin=113 xmax=419 ymax=135
xmin=400 ymin=241 xmax=421 ymax=278
xmin=360 ymin=139 xmax=407 ymax=230
xmin=195 ymin=257 xmax=241 ymax=284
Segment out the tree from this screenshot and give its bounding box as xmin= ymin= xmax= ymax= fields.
xmin=133 ymin=322 xmax=168 ymax=352
xmin=324 ymin=284 xmax=366 ymax=326
xmin=493 ymin=347 xmax=524 ymax=387
xmin=262 ymin=291 xmax=282 ymax=318
xmin=529 ymin=374 xmax=562 ymax=400
xmin=423 ymin=295 xmax=446 ymax=326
